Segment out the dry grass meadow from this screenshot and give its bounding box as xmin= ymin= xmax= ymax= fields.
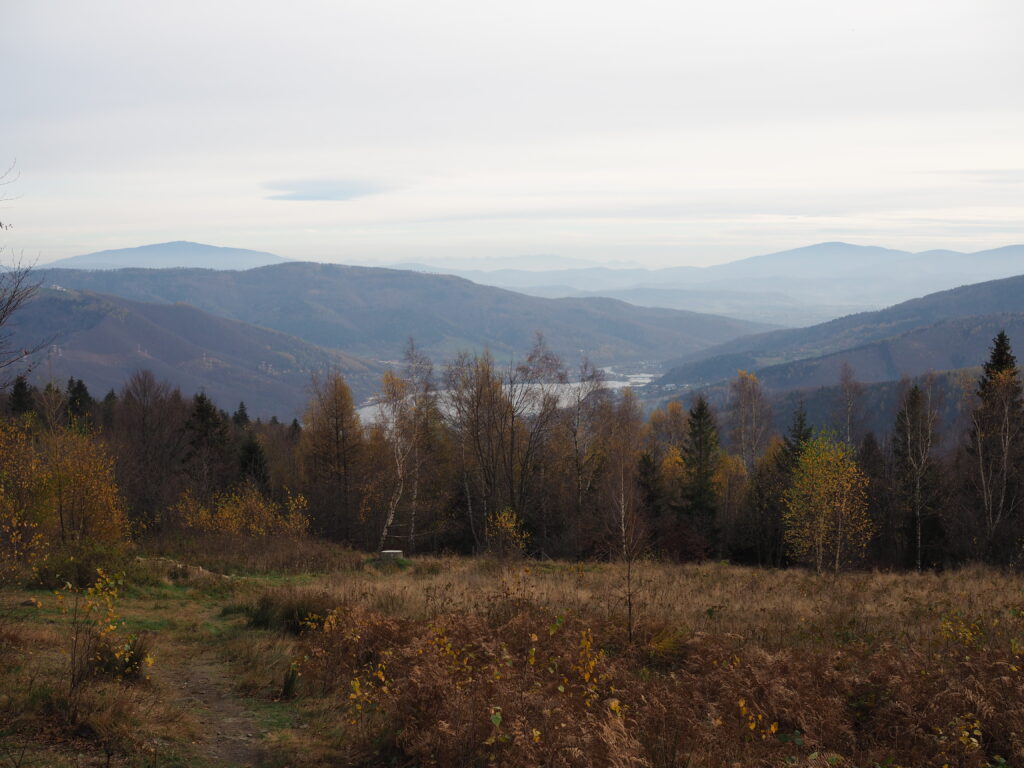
xmin=2 ymin=542 xmax=1024 ymax=767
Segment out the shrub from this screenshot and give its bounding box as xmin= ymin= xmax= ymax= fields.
xmin=173 ymin=484 xmax=310 ymax=538
xmin=90 ymin=633 xmax=152 ymax=681
xmin=486 ymin=507 xmax=529 ymax=560
xmin=246 ymin=589 xmax=335 ymax=635
xmin=33 ymin=541 xmax=135 ymax=589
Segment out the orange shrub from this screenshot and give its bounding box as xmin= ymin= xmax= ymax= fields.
xmin=175 ymin=483 xmax=309 ymax=538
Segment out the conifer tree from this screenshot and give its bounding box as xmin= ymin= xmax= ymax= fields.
xmin=681 ymin=395 xmax=720 ymax=554
xmin=964 ymin=331 xmax=1024 ymax=562
xmin=783 ymin=400 xmax=813 ymax=459
xmin=858 ymin=430 xmax=895 ymax=567
xmin=740 ymin=402 xmax=814 ymax=567
xmin=232 ymin=401 xmax=250 ymax=426
xmin=980 ymin=330 xmax=1018 ymax=394
xmin=299 ymin=372 xmax=363 ymax=539
xmin=66 ymin=377 xmax=93 ymax=421
xmin=239 ymin=432 xmax=270 ymax=491
xmin=637 ymin=452 xmax=666 ymax=521
xmin=743 ymin=439 xmax=789 ymax=566
xmin=183 ymin=392 xmax=232 ymax=501
xmin=8 ymin=374 xmax=33 ymax=415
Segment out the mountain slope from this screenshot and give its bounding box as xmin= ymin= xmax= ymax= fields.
xmin=45 ymin=241 xmax=291 ymax=270
xmin=748 ymin=314 xmax=1024 ymax=392
xmin=9 ymin=288 xmax=380 ymax=418
xmin=518 ymin=285 xmax=851 ymax=327
xmin=658 ymin=273 xmax=1024 ymax=388
xmin=39 ymin=263 xmax=772 ymax=365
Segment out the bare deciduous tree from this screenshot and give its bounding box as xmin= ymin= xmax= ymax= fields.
xmin=892 ymin=376 xmax=940 ymax=570
xmin=835 ymin=361 xmax=866 ymax=445
xmin=601 ymin=388 xmax=647 ymax=643
xmin=728 ymin=369 xmax=773 ymax=471
xmin=0 ymin=162 xmax=43 ymax=383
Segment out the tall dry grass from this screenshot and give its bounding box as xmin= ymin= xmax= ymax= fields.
xmin=236 ymin=559 xmax=1024 ymax=767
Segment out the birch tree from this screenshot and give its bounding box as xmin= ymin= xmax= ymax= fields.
xmin=892 ymin=380 xmax=940 ymax=570
xmin=784 ymin=434 xmax=872 ymax=576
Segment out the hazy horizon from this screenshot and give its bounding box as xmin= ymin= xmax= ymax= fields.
xmin=4 ymin=1 xmax=1023 ymax=268
xmin=29 ymin=238 xmax=1024 ymax=272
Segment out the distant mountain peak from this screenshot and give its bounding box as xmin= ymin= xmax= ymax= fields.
xmin=45 ymin=242 xmax=291 ymax=271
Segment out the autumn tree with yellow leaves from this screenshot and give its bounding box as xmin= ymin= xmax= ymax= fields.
xmin=783 ymin=434 xmax=872 ymax=576
xmin=0 ymin=420 xmax=48 ymax=582
xmin=44 ymin=428 xmax=127 ymax=545
xmin=0 ymin=419 xmax=127 ymax=583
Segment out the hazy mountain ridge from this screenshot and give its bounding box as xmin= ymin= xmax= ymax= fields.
xmin=44 ymin=241 xmax=292 ymax=271
xmin=657 ymin=273 xmax=1024 ymax=391
xmin=517 ymin=285 xmax=852 ymax=327
xmin=9 ymin=288 xmax=381 ymax=418
xmin=39 ymin=262 xmax=771 ymax=365
xmin=405 ymin=242 xmax=1024 ymax=326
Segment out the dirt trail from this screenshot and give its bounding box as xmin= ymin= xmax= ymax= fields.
xmin=157 ymin=643 xmax=268 ymax=767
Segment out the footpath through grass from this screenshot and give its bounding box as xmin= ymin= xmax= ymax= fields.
xmin=0 ymin=560 xmax=310 ymax=768
xmin=2 ymin=544 xmax=1024 ymax=767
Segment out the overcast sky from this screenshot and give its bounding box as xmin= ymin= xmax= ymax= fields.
xmin=3 ymin=0 xmax=1023 ymax=267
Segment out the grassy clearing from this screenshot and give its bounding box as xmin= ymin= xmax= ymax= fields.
xmin=2 ymin=546 xmax=1024 ymax=766
xmin=224 ymin=559 xmax=1024 ymax=767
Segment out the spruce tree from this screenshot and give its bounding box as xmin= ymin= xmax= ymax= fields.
xmin=783 ymin=400 xmax=813 ymax=460
xmin=66 ymin=377 xmax=93 ymax=421
xmin=979 ymin=330 xmax=1018 ymax=396
xmin=637 ymin=452 xmax=665 ymax=520
xmin=681 ymin=395 xmax=720 ymax=555
xmin=183 ymin=392 xmax=232 ymax=500
xmin=744 ymin=440 xmax=789 ymax=566
xmin=232 ymin=401 xmax=250 ymax=426
xmin=8 ymin=375 xmax=33 ymax=415
xmin=858 ymin=430 xmax=894 ymax=567
xmin=965 ymin=331 xmax=1024 ymax=562
xmin=739 ymin=402 xmax=814 ymax=567
xmin=239 ymin=433 xmax=270 ymax=491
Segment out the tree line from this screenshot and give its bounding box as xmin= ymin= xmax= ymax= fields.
xmin=1 ymin=331 xmax=1022 ymax=572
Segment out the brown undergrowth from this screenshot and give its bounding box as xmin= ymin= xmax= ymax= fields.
xmin=236 ymin=560 xmax=1024 ymax=767
xmin=3 ymin=546 xmax=1024 ymax=767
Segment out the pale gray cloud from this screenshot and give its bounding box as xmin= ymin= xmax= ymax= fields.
xmin=940 ymin=170 xmax=1024 ymax=185
xmin=2 ymin=0 xmax=1023 ymax=266
xmin=265 ymin=179 xmax=386 ymax=202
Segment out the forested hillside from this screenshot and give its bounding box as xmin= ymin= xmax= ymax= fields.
xmin=39 ymin=262 xmax=771 ymax=364
xmin=660 ymin=273 xmax=1024 ymax=388
xmin=7 ymin=288 xmax=381 ymax=416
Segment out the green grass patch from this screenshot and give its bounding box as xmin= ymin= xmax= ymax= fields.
xmin=365 ymin=556 xmax=413 ymax=572
xmin=245 ymin=697 xmax=300 ymax=731
xmin=122 ymin=615 xmax=174 ymax=633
